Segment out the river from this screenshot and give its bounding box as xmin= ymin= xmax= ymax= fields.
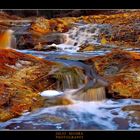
xmin=0 ymin=50 xmax=139 ymax=130
xmin=0 ymin=22 xmax=140 ymax=130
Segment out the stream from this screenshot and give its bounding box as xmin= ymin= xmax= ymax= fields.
xmin=0 ymin=22 xmax=140 ymax=130
xmin=0 ymin=50 xmax=140 ymax=130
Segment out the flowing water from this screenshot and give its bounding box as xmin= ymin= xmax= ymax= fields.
xmin=0 ymin=99 xmax=140 ymax=130
xmin=47 ymin=23 xmax=112 ymax=52
xmin=7 ymin=50 xmax=139 ymax=130
xmin=1 ymin=23 xmax=140 ymax=130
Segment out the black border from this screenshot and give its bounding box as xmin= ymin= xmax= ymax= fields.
xmin=0 ymin=131 xmax=140 ymax=140
xmin=0 ymin=0 xmax=139 ymax=9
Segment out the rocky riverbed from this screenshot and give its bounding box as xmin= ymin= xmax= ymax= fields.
xmin=0 ymin=10 xmax=140 ymax=130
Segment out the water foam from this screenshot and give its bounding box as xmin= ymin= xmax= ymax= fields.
xmin=40 ymin=90 xmax=63 ymax=97
xmin=1 ymin=99 xmax=140 ymax=130
xmin=48 ymin=23 xmax=111 ymax=52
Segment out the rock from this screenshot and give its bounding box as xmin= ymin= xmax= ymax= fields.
xmin=57 ymin=55 xmax=88 ymax=61
xmin=44 ymin=96 xmax=74 ymax=107
xmin=85 ymin=50 xmax=140 ymax=99
xmin=30 ymin=17 xmax=70 ymax=35
xmin=43 ymin=46 xmax=57 ymax=51
xmin=17 ymin=32 xmax=67 ymax=51
xmin=56 ymin=96 xmax=74 ymax=105
xmin=1 ymin=11 xmax=139 ymax=51
xmin=34 ymin=44 xmax=57 ymax=52
xmin=1 ymin=11 xmax=140 ymax=51
xmin=4 ymin=10 xmax=136 ymax=19
xmin=16 ymin=34 xmax=35 ymax=50
xmin=122 ymin=105 xmax=140 ymax=125
xmin=0 ymin=12 xmax=22 ymax=28
xmin=79 ymin=44 xmax=95 ymax=52
xmin=78 ymin=44 xmax=109 ymax=52
xmin=34 ymin=43 xmax=43 ymax=50
xmin=113 ymin=117 xmax=129 ymax=129
xmin=0 ymin=49 xmax=63 ymax=121
xmin=122 ymin=105 xmax=140 ymax=112
xmin=0 ymin=49 xmax=91 ymax=121
xmin=111 ymin=110 xmax=119 ymax=115
xmin=38 ymin=32 xmax=67 ymax=45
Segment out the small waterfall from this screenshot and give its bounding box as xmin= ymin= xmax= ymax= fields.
xmin=48 ymin=23 xmax=111 ymax=52
xmin=71 ymin=87 xmax=106 ymax=101
xmin=53 ymin=68 xmax=107 ymax=101
xmin=52 ymin=67 xmax=85 ymax=91
xmin=0 ymin=30 xmax=15 ymax=49
xmin=65 ymin=23 xmax=111 ymax=46
xmin=48 ymin=59 xmax=108 ymax=101
xmin=66 ymin=24 xmax=100 ymax=46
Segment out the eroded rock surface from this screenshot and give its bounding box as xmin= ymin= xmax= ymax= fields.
xmin=85 ymin=50 xmax=140 ymax=99
xmin=0 ymin=49 xmax=63 ymax=121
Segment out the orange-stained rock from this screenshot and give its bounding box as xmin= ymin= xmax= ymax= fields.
xmin=0 ymin=48 xmax=86 ymax=121
xmin=30 ymin=17 xmax=72 ymax=35
xmin=0 ymin=49 xmax=61 ymax=121
xmin=0 ymin=12 xmax=23 ymax=32
xmin=79 ymin=44 xmax=95 ymax=52
xmin=29 ymin=11 xmax=140 ymax=50
xmin=85 ymin=49 xmax=140 ymax=99
xmin=122 ymin=105 xmax=140 ymax=125
xmin=30 ymin=11 xmax=140 ymax=33
xmin=1 ymin=11 xmax=139 ymax=51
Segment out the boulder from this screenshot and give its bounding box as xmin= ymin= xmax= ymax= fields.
xmin=16 ymin=34 xmax=35 ymax=50
xmin=122 ymin=105 xmax=140 ymax=125
xmin=0 ymin=49 xmax=61 ymax=121
xmin=85 ymin=50 xmax=140 ymax=99
xmin=79 ymin=44 xmax=95 ymax=52
xmin=0 ymin=49 xmax=89 ymax=121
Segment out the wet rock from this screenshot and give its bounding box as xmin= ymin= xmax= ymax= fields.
xmin=78 ymin=44 xmax=110 ymax=52
xmin=57 ymin=55 xmax=88 ymax=61
xmin=3 ymin=11 xmax=139 ymax=51
xmin=79 ymin=44 xmax=95 ymax=52
xmin=0 ymin=49 xmax=93 ymax=121
xmin=113 ymin=117 xmax=129 ymax=129
xmin=0 ymin=12 xmax=22 ymax=28
xmin=17 ymin=32 xmax=67 ymax=51
xmin=34 ymin=44 xmax=57 ymax=51
xmin=30 ymin=17 xmax=71 ymax=34
xmin=38 ymin=33 xmax=67 ymax=45
xmin=0 ymin=49 xmax=63 ymax=121
xmin=1 ymin=11 xmax=140 ymax=50
xmin=122 ymin=105 xmax=140 ymax=112
xmin=122 ymin=105 xmax=140 ymax=125
xmin=33 ymin=33 xmax=67 ymax=51
xmin=111 ymin=110 xmax=119 ymax=115
xmin=85 ymin=50 xmax=140 ymax=99
xmin=104 ymin=65 xmax=120 ymax=75
xmin=56 ymin=97 xmax=74 ymax=105
xmin=44 ymin=96 xmax=74 ymax=107
xmin=16 ymin=34 xmax=35 ymax=50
